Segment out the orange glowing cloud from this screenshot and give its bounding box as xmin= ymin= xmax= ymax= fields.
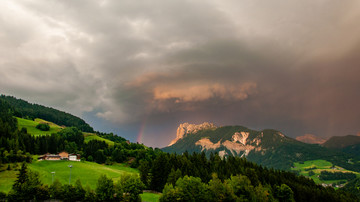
xmin=153 ymin=82 xmax=257 ymax=103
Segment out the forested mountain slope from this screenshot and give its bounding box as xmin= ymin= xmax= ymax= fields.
xmin=322 ymin=135 xmax=360 ymax=149
xmin=163 ymin=123 xmax=360 ymax=171
xmin=0 ymin=95 xmax=93 ymax=132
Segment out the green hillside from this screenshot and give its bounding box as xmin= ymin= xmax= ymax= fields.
xmin=0 ymin=95 xmax=94 ymax=132
xmin=16 ymin=117 xmax=63 ymax=136
xmin=0 ymin=161 xmax=138 ymax=193
xmin=17 ymin=117 xmax=117 ymax=145
xmin=84 ymin=132 xmax=115 ymax=146
xmin=0 ymin=166 xmax=18 ymax=193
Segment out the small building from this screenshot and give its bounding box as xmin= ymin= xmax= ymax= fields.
xmin=69 ymin=154 xmax=81 ymax=161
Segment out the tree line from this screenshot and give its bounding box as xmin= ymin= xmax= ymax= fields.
xmin=139 ymin=152 xmax=357 ymax=202
xmin=319 ymin=171 xmax=357 ymax=181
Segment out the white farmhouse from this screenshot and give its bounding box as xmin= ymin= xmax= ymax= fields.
xmin=69 ymin=154 xmax=81 ymax=161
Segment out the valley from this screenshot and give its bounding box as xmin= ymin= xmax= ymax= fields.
xmin=1 ymin=95 xmax=359 ymax=201
xmin=2 ymin=1 xmax=360 ymax=201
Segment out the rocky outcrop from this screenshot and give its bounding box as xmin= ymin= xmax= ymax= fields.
xmin=218 ymin=150 xmax=228 ymax=158
xmin=195 ymin=138 xmax=221 ymax=151
xmin=222 ymin=140 xmax=255 ymax=156
xmin=168 ymin=122 xmax=217 ymax=146
xmin=195 ymin=132 xmax=259 ymax=157
xmin=232 ymin=132 xmax=250 ymax=145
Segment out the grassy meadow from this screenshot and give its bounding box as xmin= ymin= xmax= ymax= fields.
xmin=84 ymin=132 xmax=115 ymax=145
xmin=291 ymin=159 xmax=360 ymax=185
xmin=16 ymin=117 xmax=115 ymax=145
xmin=0 ymin=165 xmax=18 ymax=194
xmin=140 ymin=192 xmax=161 ymax=202
xmin=16 ymin=117 xmax=63 ymax=136
xmin=0 ymin=160 xmax=139 ymax=193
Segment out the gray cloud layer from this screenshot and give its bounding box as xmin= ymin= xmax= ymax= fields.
xmin=1 ymin=0 xmax=360 ymax=147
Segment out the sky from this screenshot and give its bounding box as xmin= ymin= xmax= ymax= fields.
xmin=1 ymin=0 xmax=360 ymax=148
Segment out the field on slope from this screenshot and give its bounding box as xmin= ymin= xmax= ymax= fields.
xmin=16 ymin=117 xmax=63 ymax=136
xmin=84 ymin=132 xmax=115 ymax=146
xmin=291 ymin=159 xmax=360 ymax=185
xmin=17 ymin=117 xmax=116 ymax=146
xmin=0 ymin=165 xmax=18 ymax=193
xmin=0 ymin=160 xmax=138 ymax=193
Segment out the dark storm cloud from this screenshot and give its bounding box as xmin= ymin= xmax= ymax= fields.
xmin=1 ymin=0 xmax=360 ymax=146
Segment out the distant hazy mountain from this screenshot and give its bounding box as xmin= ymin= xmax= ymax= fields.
xmin=296 ymin=134 xmax=326 ymax=144
xmin=162 ymin=123 xmax=360 ymax=171
xmin=322 ymin=135 xmax=360 ymax=149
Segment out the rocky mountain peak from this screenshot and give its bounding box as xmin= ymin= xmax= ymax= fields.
xmin=168 ymin=122 xmax=217 ymax=146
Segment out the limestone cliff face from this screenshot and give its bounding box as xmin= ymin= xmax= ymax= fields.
xmin=195 ymin=132 xmax=261 ymax=158
xmin=168 ymin=122 xmax=217 ymax=146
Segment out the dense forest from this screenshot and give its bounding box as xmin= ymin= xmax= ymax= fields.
xmin=0 ymin=95 xmax=94 ymax=132
xmin=342 ymin=177 xmax=360 ymax=199
xmin=0 ymin=96 xmax=359 ymax=201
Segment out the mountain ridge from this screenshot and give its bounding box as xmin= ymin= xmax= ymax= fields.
xmin=322 ymin=135 xmax=360 ymax=149
xmin=163 ymin=123 xmax=360 ymax=172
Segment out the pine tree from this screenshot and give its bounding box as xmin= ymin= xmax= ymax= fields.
xmin=150 ymin=153 xmax=170 ymax=191
xmin=139 ymin=160 xmax=150 ymax=187
xmin=167 ymin=168 xmax=182 ymax=185
xmin=12 ymin=162 xmax=29 ymax=192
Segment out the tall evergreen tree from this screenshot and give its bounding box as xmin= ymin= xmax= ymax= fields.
xmin=150 ymin=153 xmax=170 ymax=191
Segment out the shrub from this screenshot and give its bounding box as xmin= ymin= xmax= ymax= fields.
xmin=36 ymin=123 xmax=50 ymax=131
